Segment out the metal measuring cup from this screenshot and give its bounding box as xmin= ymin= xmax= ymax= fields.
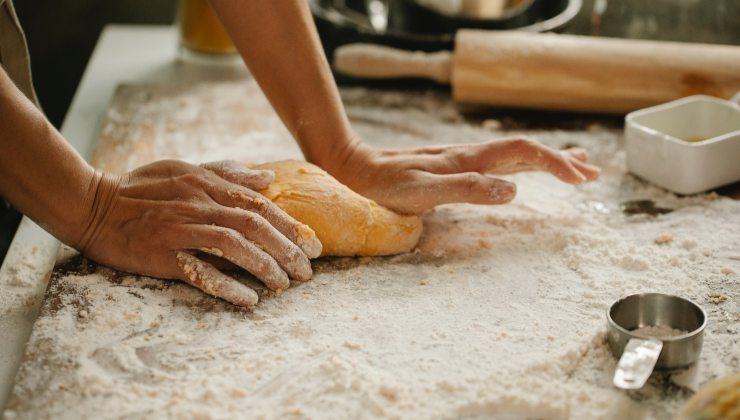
xmin=606 ymin=293 xmax=707 ymax=390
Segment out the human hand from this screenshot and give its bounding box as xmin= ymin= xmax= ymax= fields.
xmin=324 ymin=137 xmax=601 ymax=214
xmin=72 ymin=160 xmax=322 ymax=307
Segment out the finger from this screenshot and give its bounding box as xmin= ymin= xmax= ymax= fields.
xmin=510 ymin=143 xmax=600 ymax=184
xmin=190 ymin=226 xmax=290 ymax=292
xmin=411 ymin=171 xmax=517 ymax=210
xmin=541 ymin=150 xmax=589 ymax=184
xmin=563 ymin=147 xmax=589 ymax=162
xmin=412 ymin=140 xmax=533 ymax=175
xmin=211 ymin=206 xmax=312 ymax=281
xmin=212 ymin=186 xmax=322 ymax=259
xmin=461 ymin=140 xmax=591 ymax=185
xmin=390 ymin=145 xmax=450 ymax=155
xmin=202 ymin=160 xmax=275 ymax=190
xmin=568 ymin=156 xmax=601 ymax=181
xmin=505 ymin=142 xmax=591 ymax=184
xmin=176 ymin=251 xmax=259 ymax=307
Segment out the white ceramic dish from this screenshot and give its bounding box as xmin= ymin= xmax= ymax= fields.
xmin=625 ymin=94 xmax=740 ymax=195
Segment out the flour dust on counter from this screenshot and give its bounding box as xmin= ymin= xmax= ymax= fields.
xmin=3 ymin=80 xmax=739 ymax=419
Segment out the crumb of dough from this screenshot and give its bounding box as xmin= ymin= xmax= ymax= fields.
xmin=344 ymin=340 xmax=362 ymax=350
xmin=285 ymin=407 xmax=302 ymax=415
xmin=707 ymin=291 xmax=728 ymax=304
xmin=655 ymin=234 xmax=673 ymax=244
xmin=379 ymin=386 xmax=398 ymax=402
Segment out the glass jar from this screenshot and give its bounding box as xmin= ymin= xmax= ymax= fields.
xmin=178 ymin=0 xmax=239 ymax=62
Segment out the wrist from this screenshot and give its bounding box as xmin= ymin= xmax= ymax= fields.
xmin=291 ymin=103 xmax=360 ymax=169
xmin=71 ymin=171 xmax=122 ymax=254
xmin=316 ymin=136 xmax=382 ymax=198
xmin=312 ymin=132 xmax=362 ymax=173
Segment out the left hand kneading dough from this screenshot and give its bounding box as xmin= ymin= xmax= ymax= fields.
xmin=251 ymin=160 xmax=422 ymax=257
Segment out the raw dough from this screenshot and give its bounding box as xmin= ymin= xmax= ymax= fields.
xmin=253 ymin=160 xmax=422 ymax=257
xmin=678 ymin=374 xmax=740 ymax=419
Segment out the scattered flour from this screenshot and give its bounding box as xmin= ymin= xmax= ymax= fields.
xmin=0 ymin=241 xmax=55 ymax=316
xmin=3 ymin=80 xmax=739 ymax=419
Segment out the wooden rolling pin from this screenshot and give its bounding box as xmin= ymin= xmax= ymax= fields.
xmin=334 ymin=30 xmax=740 ymax=114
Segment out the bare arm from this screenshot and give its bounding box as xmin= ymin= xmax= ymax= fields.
xmin=209 ymin=0 xmax=355 ymax=168
xmin=210 ymin=1 xmax=601 ymax=214
xmin=0 ymin=66 xmax=97 ymax=246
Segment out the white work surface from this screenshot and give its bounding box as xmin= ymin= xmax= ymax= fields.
xmin=1 ymin=25 xmax=738 ymax=419
xmin=0 ymin=24 xmax=248 ymax=411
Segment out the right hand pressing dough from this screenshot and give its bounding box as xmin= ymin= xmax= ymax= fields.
xmin=251 ymin=160 xmax=422 ymax=257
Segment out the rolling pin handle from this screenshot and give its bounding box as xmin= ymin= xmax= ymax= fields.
xmin=334 ymin=43 xmax=453 ymax=84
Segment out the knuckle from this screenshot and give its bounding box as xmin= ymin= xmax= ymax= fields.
xmin=206 ymin=206 xmax=231 ymax=223
xmin=461 ymin=173 xmax=481 ymax=189
xmin=169 ymin=200 xmax=202 ymax=217
xmin=160 ymin=158 xmax=188 ymax=167
xmin=214 ymin=228 xmax=244 ymax=249
xmin=510 ymin=137 xmax=536 ymax=152
xmin=408 ymin=170 xmax=427 ymax=184
xmin=161 ymin=159 xmax=196 ymax=176
xmin=239 ymin=210 xmax=270 ymax=232
xmin=179 ymin=172 xmax=208 ymax=188
xmin=239 ymin=209 xmax=259 ymax=225
xmin=442 ymin=152 xmax=464 ymax=172
xmin=551 ymin=152 xmax=571 ymax=167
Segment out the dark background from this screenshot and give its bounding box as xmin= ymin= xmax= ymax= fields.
xmin=14 ymin=0 xmax=179 ymax=127
xmin=1 ymin=0 xmax=739 ymax=264
xmin=14 ymin=0 xmax=738 ymax=129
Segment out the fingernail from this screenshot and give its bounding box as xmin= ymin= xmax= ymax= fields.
xmin=493 ymin=181 xmax=517 ymax=201
xmin=295 ymin=224 xmax=322 ymax=259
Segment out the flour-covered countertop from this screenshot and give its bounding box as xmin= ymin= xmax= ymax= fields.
xmin=1 ymin=25 xmax=739 ymax=420
xmin=2 ymin=71 xmax=739 ymax=419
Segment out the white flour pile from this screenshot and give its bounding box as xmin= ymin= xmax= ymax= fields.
xmin=632 ymin=326 xmax=689 ymax=339
xmin=3 ymin=80 xmax=739 ymax=419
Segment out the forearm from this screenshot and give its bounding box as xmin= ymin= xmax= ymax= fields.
xmin=209 ymin=0 xmax=358 ymax=171
xmin=0 ymin=67 xmax=98 ymax=247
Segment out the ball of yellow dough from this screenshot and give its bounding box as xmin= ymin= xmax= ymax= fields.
xmin=676 ymin=373 xmax=740 ymax=420
xmin=252 ymin=160 xmax=423 ymax=257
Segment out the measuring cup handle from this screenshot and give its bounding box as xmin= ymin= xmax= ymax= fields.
xmin=613 ymin=338 xmax=663 ymax=390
